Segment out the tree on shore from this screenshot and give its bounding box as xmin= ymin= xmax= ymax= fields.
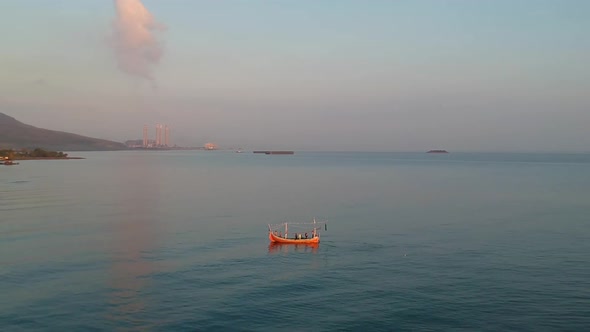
xmin=0 ymin=148 xmax=68 ymax=159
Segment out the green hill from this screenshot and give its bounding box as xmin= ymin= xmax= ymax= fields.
xmin=0 ymin=112 xmax=127 ymax=151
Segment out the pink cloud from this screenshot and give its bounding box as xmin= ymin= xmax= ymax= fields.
xmin=111 ymin=0 xmax=165 ymax=80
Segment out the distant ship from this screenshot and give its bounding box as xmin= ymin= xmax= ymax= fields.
xmin=2 ymin=159 xmax=19 ymax=165
xmin=253 ymin=151 xmax=294 ymax=155
xmin=427 ymin=150 xmax=449 ymax=153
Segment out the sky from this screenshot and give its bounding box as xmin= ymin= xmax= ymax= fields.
xmin=0 ymin=0 xmax=589 ymax=152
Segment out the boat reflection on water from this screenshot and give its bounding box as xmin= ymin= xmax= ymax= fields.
xmin=268 ymin=242 xmax=319 ymax=254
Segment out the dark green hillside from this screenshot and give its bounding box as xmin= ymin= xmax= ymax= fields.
xmin=0 ymin=112 xmax=127 ymax=151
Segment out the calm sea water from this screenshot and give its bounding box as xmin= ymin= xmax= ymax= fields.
xmin=1 ymin=151 xmax=589 ymax=331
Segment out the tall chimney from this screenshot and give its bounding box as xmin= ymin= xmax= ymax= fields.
xmin=155 ymin=124 xmax=160 ymax=146
xmin=143 ymin=125 xmax=148 ymax=147
xmin=165 ymin=125 xmax=170 ymax=146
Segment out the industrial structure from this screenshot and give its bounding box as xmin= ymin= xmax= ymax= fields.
xmin=155 ymin=124 xmax=162 ymax=146
xmin=142 ymin=125 xmax=148 ymax=147
xmin=129 ymin=124 xmax=171 ymax=148
xmin=165 ymin=125 xmax=170 ymax=146
xmin=127 ymin=124 xmax=218 ymax=150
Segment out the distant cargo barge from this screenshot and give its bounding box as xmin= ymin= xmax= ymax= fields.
xmin=427 ymin=150 xmax=449 ymax=153
xmin=253 ymin=151 xmax=294 ymax=155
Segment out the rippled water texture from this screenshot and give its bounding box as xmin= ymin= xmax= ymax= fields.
xmin=1 ymin=151 xmax=589 ymax=330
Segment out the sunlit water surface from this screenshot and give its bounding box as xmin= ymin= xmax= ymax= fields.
xmin=1 ymin=151 xmax=589 ymax=331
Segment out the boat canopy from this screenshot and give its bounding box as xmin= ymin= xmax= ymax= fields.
xmin=268 ymin=219 xmax=327 ymax=244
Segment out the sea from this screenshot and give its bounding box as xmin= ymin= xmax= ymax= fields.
xmin=1 ymin=151 xmax=589 ymax=331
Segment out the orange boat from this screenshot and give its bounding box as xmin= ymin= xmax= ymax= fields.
xmin=268 ymin=219 xmax=327 ymax=244
xmin=268 ymin=232 xmax=320 ymax=244
xmin=268 ymin=242 xmax=319 ymax=254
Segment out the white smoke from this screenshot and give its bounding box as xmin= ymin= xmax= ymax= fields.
xmin=112 ymin=0 xmax=165 ymax=81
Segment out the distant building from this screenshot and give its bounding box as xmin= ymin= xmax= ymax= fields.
xmin=125 ymin=139 xmax=144 ymax=148
xmin=143 ymin=125 xmax=148 ymax=147
xmin=165 ymin=125 xmax=170 ymax=146
xmin=155 ymin=124 xmax=162 ymax=146
xmin=141 ymin=124 xmax=171 ymax=147
xmin=130 ymin=124 xmax=171 ymax=148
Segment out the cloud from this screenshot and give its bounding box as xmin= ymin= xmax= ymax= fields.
xmin=111 ymin=0 xmax=165 ymax=80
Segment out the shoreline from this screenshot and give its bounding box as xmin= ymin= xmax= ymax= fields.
xmin=11 ymin=157 xmax=85 ymax=160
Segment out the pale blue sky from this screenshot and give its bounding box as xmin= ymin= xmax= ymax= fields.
xmin=1 ymin=0 xmax=589 ymax=151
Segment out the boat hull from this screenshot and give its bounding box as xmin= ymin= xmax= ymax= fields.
xmin=269 ymin=232 xmax=320 ymax=244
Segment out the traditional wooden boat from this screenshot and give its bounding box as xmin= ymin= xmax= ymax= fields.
xmin=268 ymin=219 xmax=327 ymax=244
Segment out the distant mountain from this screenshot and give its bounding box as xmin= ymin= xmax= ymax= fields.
xmin=0 ymin=112 xmax=127 ymax=151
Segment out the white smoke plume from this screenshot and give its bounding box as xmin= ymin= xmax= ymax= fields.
xmin=112 ymin=0 xmax=165 ymax=80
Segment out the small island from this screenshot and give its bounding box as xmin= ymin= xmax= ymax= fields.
xmin=0 ymin=148 xmax=84 ymax=162
xmin=427 ymin=150 xmax=449 ymax=153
